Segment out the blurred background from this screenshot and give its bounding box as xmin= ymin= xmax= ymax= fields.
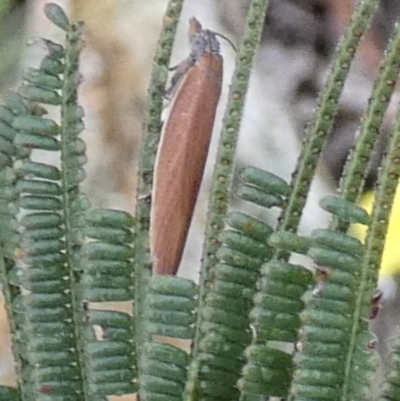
xmin=1 ymin=0 xmax=400 ymax=391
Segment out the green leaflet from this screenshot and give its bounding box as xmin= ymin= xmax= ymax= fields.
xmin=141 ymin=342 xmax=189 ymax=401
xmin=15 ymin=160 xmax=61 ymax=180
xmin=320 ymin=195 xmax=370 ymax=225
xmin=187 ymin=212 xmax=274 ymax=401
xmin=312 ymin=228 xmax=365 ymax=257
xmin=237 ymin=167 xmax=291 ymax=209
xmin=241 ymin=256 xmax=313 ymax=397
xmin=240 ymin=362 xmax=292 ymax=397
xmin=85 ymin=317 xmax=136 ymax=395
xmin=23 ymin=68 xmax=63 ymax=90
xmin=239 ymin=166 xmax=291 ymax=197
xmin=19 ymin=84 xmax=62 ymax=105
xmin=237 ymin=184 xmax=283 ymax=208
xmin=145 ymin=275 xmax=197 ymax=340
xmin=43 ymin=2 xmax=70 ymax=31
xmin=225 ymin=212 xmax=273 ymax=241
xmin=40 ymin=55 xmax=64 ymax=75
xmin=15 ymin=180 xmax=62 ymax=196
xmin=0 ymin=98 xmax=20 ymax=169
xmin=141 ymin=276 xmax=196 ymax=400
xmin=289 ymin=197 xmax=370 ymax=401
xmin=268 ymin=231 xmax=313 ymax=255
xmin=12 ymin=115 xmax=60 ymax=135
xmin=251 ymin=261 xmax=313 ymax=343
xmin=228 ymin=141 xmax=315 ymax=401
xmin=81 ymin=210 xmax=136 ymax=396
xmin=14 ymin=133 xmax=60 ymax=152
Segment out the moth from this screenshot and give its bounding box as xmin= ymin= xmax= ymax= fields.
xmin=150 ymin=17 xmax=224 ymax=275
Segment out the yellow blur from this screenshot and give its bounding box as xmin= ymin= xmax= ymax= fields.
xmin=352 ymin=187 xmax=400 ymax=277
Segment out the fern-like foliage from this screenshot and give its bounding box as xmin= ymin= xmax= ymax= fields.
xmin=81 ymin=208 xmax=136 ymax=398
xmin=239 ymin=1 xmax=382 ymax=399
xmin=141 ymin=275 xmax=196 ymax=401
xmin=289 ymin=197 xmax=371 ymax=400
xmin=0 ymin=4 xmax=136 ymax=401
xmin=187 ymin=208 xmax=274 ymax=400
xmin=4 ymin=1 xmax=400 ymax=401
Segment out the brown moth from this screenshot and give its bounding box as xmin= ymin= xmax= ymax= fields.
xmin=150 ymin=17 xmax=224 ymax=275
